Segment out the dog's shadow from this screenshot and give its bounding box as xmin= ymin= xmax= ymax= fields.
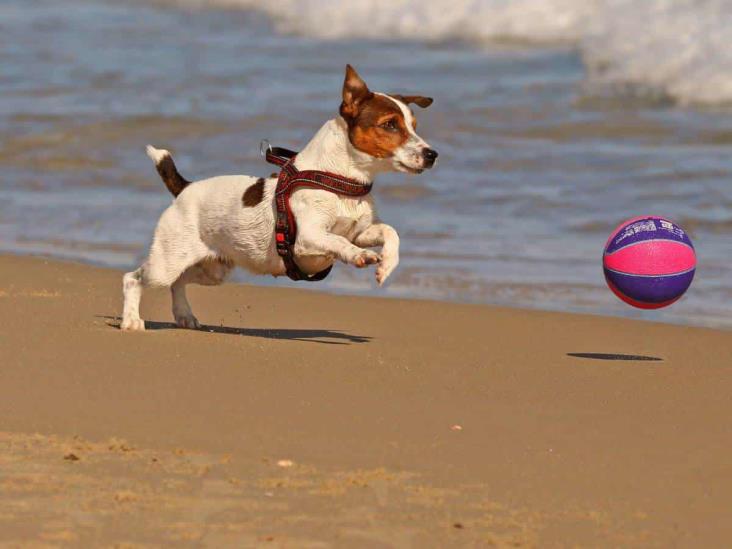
xmin=100 ymin=316 xmax=371 ymax=345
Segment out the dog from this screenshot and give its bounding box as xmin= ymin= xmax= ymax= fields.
xmin=121 ymin=65 xmax=437 ymax=331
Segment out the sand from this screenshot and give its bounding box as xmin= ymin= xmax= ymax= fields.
xmin=1 ymin=254 xmax=731 ymax=547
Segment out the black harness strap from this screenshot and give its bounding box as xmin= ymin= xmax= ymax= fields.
xmin=264 ymin=146 xmax=373 ymax=282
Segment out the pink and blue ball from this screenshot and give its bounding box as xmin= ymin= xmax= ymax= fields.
xmin=603 ymin=216 xmax=696 ymax=309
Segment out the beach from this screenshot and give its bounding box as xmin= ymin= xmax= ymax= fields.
xmin=1 ymin=253 xmax=731 ymax=546
xmin=3 ymin=0 xmax=732 ymax=546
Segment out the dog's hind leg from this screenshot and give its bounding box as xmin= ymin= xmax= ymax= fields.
xmin=121 ymin=196 xmax=220 ymax=332
xmin=171 ymin=273 xmax=199 ymax=330
xmin=121 ymin=238 xmax=212 ymax=331
xmin=121 ymin=268 xmax=145 ymax=331
xmin=171 ymin=258 xmax=233 ymax=329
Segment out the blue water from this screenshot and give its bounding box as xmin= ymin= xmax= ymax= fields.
xmin=2 ymin=0 xmax=731 ymax=327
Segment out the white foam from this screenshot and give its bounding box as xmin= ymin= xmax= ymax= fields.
xmin=164 ymin=0 xmax=732 ymax=105
xmin=582 ymin=0 xmax=732 ymax=106
xmin=172 ymin=0 xmax=593 ymax=42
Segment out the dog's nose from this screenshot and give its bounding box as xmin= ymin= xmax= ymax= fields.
xmin=422 ymin=148 xmax=438 ymax=167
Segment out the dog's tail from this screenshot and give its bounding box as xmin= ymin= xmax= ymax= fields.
xmin=146 ymin=145 xmax=191 ymax=197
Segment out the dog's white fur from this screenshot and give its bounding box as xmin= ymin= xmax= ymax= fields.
xmin=121 ymin=97 xmax=433 ymax=331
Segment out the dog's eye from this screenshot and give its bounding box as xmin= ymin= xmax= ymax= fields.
xmin=379 ymin=119 xmax=398 ymax=132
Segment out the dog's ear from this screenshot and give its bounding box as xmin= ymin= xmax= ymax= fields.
xmin=392 ymin=94 xmax=434 ymax=108
xmin=340 ymin=64 xmax=373 ymax=121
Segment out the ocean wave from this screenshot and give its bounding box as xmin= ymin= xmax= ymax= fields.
xmin=581 ymin=1 xmax=732 ymax=106
xmin=168 ymin=0 xmax=594 ymax=43
xmin=158 ymin=0 xmax=732 ymax=105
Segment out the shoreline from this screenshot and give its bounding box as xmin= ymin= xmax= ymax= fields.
xmin=2 ymin=249 xmax=726 ymax=332
xmin=2 ymin=253 xmax=732 ymax=545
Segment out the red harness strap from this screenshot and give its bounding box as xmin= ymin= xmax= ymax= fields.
xmin=265 ymin=146 xmax=373 ymax=282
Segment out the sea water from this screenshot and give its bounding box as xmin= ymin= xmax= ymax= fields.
xmin=2 ymin=0 xmax=731 ymax=327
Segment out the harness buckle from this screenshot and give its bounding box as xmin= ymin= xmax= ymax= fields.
xmin=259 ymin=139 xmax=272 ymax=157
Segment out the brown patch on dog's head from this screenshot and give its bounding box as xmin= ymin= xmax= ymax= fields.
xmin=348 ymin=94 xmax=413 ymax=158
xmin=339 ymin=65 xmax=416 ymax=158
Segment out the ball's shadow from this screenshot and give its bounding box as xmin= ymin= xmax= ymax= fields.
xmin=567 ymin=352 xmax=663 ymax=362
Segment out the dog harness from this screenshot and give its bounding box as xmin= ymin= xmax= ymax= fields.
xmin=264 ymin=145 xmax=373 ymax=282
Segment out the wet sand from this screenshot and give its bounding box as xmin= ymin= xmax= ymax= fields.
xmin=1 ymin=254 xmax=731 ymax=547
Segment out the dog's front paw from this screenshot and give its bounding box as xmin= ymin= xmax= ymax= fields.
xmin=121 ymin=316 xmax=145 ymax=331
xmin=376 ymin=253 xmax=399 ymax=285
xmin=352 ymin=249 xmax=381 ymax=268
xmin=175 ymin=313 xmax=201 ymax=330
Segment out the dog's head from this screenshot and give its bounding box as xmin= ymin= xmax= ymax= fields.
xmin=339 ymin=65 xmax=437 ymax=175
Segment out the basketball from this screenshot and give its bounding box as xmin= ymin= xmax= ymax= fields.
xmin=603 ymin=216 xmax=696 ymax=309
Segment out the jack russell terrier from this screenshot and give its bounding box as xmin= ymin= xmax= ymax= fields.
xmin=121 ymin=65 xmax=437 ymax=331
